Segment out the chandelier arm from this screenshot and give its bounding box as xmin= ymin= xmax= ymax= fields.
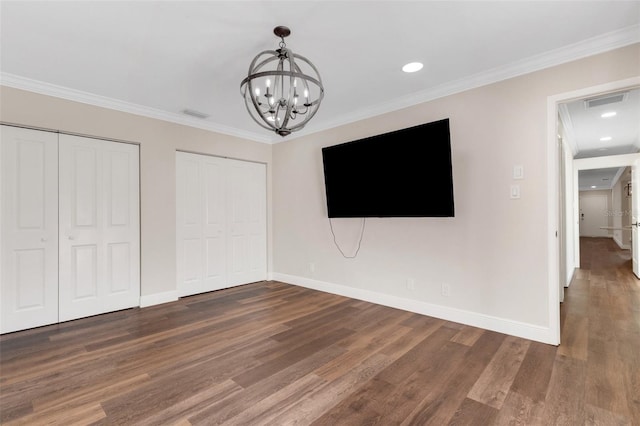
xmin=243 ymin=77 xmax=276 ymax=130
xmin=243 ymin=95 xmax=277 ymax=131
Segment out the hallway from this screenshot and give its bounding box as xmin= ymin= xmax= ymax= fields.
xmin=559 ymin=237 xmax=639 ymax=424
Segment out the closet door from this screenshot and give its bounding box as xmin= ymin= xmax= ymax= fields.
xmin=226 ymin=159 xmax=267 ymax=286
xmin=1 ymin=126 xmax=59 ymax=333
xmin=176 ymin=153 xmax=266 ymax=297
xmin=176 ymin=152 xmax=227 ymax=296
xmin=58 ymin=135 xmax=139 ymax=322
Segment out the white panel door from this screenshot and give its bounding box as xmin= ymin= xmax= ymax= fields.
xmin=226 ymin=159 xmax=266 ymax=286
xmin=579 ymin=193 xmax=608 ymax=237
xmin=1 ymin=126 xmax=59 ymax=333
xmin=58 ymin=135 xmax=139 ymax=322
xmin=176 ymin=152 xmax=227 ymax=296
xmin=632 ymin=160 xmax=640 ymax=278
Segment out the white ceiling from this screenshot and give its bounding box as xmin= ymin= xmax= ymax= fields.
xmin=562 ymin=88 xmax=640 ymax=191
xmin=1 ymin=1 xmax=640 ymax=143
xmin=563 ymin=88 xmax=640 ymax=160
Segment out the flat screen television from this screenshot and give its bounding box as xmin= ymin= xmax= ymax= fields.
xmin=321 ymin=118 xmax=454 ymax=218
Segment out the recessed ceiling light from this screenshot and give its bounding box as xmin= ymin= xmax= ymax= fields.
xmin=402 ymin=62 xmax=423 ymax=73
xmin=591 ymin=186 xmax=597 ymax=189
xmin=601 ymin=111 xmax=617 ymax=118
xmin=600 ymin=136 xmax=612 ymax=141
xmin=598 ymin=148 xmax=608 ymax=151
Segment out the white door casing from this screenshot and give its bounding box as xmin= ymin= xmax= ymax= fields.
xmin=1 ymin=126 xmax=59 ymax=333
xmin=58 ymin=134 xmax=140 ymax=322
xmin=632 ymin=159 xmax=639 ymax=278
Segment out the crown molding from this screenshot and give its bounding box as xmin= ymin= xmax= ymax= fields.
xmin=2 ymin=24 xmax=638 ymax=146
xmin=284 ymin=24 xmax=640 ymax=143
xmin=0 ymin=73 xmax=273 ymax=144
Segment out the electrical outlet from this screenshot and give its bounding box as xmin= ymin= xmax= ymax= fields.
xmin=441 ymin=283 xmax=450 ymax=297
xmin=309 ymin=262 xmax=315 ymax=273
xmin=407 ymin=278 xmax=415 ymax=290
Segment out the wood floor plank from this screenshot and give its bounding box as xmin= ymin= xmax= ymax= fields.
xmin=541 ymin=355 xmax=587 ymax=425
xmin=510 ymin=340 xmax=557 ymax=402
xmin=401 ymin=330 xmax=505 ymax=425
xmin=557 ymin=313 xmax=588 ymax=360
xmin=447 ymin=397 xmax=498 ymax=425
xmin=266 ymin=353 xmax=393 ymax=426
xmin=492 ymin=391 xmax=545 ymax=425
xmin=450 ymin=325 xmax=484 ymax=346
xmin=467 ymin=335 xmax=530 ymax=409
xmin=585 ymin=403 xmax=632 ymax=426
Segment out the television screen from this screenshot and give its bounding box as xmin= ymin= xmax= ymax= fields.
xmin=321 ymin=118 xmax=454 ymax=218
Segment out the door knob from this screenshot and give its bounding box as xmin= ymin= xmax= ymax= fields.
xmin=68 ymin=236 xmax=75 ymax=240
xmin=41 ymin=237 xmax=47 ymax=242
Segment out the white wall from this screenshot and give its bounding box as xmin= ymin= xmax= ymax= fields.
xmin=0 ymin=86 xmax=273 ymax=306
xmin=272 ymin=44 xmax=640 ymax=343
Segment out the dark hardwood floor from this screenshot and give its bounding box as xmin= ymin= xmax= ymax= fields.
xmin=1 ymin=237 xmax=638 ymax=425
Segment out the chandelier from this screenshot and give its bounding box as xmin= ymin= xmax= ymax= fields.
xmin=240 ymin=26 xmax=324 ymax=137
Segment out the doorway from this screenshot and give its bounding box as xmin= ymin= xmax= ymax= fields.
xmin=548 ymin=77 xmax=640 ymax=344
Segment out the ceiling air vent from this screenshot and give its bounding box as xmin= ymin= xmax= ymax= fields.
xmin=182 ymin=109 xmax=210 ymax=119
xmin=584 ymin=92 xmax=627 ymax=109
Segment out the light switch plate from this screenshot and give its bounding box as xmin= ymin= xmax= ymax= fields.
xmin=510 ymin=185 xmax=521 ymax=199
xmin=513 ymin=165 xmax=524 ymax=180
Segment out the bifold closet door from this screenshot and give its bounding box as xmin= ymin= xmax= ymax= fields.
xmin=58 ymin=134 xmax=140 ymax=322
xmin=176 ymin=152 xmax=266 ymax=297
xmin=176 ymin=152 xmax=227 ymax=296
xmin=226 ymin=158 xmax=267 ymax=287
xmin=1 ymin=126 xmax=59 ymax=334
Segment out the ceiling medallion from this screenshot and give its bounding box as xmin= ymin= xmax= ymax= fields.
xmin=240 ymin=26 xmax=324 ymax=137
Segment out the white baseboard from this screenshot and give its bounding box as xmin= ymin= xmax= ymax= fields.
xmin=613 ymin=234 xmax=631 ymax=250
xmin=140 ymin=290 xmax=179 ymax=308
xmin=272 ymin=273 xmax=555 ymax=345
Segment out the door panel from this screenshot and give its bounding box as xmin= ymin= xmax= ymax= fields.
xmin=1 ymin=126 xmax=59 ymax=333
xmin=59 ymin=135 xmax=139 ymax=322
